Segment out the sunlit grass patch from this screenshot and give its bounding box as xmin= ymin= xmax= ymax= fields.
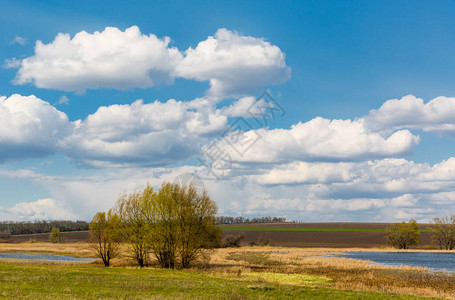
xmin=243 ymin=271 xmax=332 ymax=286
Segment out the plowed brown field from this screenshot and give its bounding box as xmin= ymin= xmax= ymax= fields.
xmin=3 ymin=222 xmax=434 ymax=248
xmin=222 ymin=222 xmax=433 ymax=247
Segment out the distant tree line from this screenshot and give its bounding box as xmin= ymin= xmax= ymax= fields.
xmin=216 ymin=216 xmax=286 ymax=224
xmin=0 ymin=220 xmax=88 ymax=236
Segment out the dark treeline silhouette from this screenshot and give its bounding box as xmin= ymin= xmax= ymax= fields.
xmin=0 ymin=220 xmax=89 ymax=235
xmin=216 ymin=216 xmax=286 ymax=224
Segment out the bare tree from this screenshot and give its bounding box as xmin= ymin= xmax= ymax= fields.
xmin=430 ymin=216 xmax=455 ymax=250
xmin=89 ymin=210 xmax=122 ymax=267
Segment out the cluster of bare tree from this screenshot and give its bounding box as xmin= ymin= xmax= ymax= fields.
xmin=0 ymin=220 xmax=88 ymax=236
xmin=216 ymin=216 xmax=286 ymax=224
xmin=89 ymin=182 xmax=221 ymax=268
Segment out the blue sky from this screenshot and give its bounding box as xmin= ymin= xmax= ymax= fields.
xmin=1 ymin=0 xmax=455 ymax=221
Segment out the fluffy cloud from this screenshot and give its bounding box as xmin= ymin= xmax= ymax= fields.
xmin=175 ymin=29 xmax=291 ymax=97
xmin=1 ymin=198 xmax=76 ymax=220
xmin=216 ymin=117 xmax=419 ymax=164
xmin=12 ymin=26 xmax=182 ymax=93
xmin=0 ymin=94 xmax=72 ymax=162
xmin=0 ymin=93 xmax=421 ymax=167
xmin=10 ymin=27 xmax=290 ymax=97
xmin=63 ymin=98 xmax=227 ymax=167
xmin=366 ymin=95 xmax=455 ymax=135
xmin=0 ymin=93 xmax=230 ymax=167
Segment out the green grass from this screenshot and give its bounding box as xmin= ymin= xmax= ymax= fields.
xmin=220 ymin=226 xmax=432 ymax=232
xmin=0 ymin=262 xmax=435 ymax=299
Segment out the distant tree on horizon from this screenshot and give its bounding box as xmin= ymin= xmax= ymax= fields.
xmin=49 ymin=227 xmax=64 ymax=243
xmin=216 ymin=216 xmax=286 ymax=224
xmin=0 ymin=220 xmax=88 ymax=235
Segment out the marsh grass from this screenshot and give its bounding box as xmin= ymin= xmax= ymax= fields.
xmin=0 ymin=243 xmax=453 ymax=299
xmin=0 ymin=242 xmax=95 ymax=258
xmin=226 ymin=251 xmax=284 ymax=266
xmin=204 ymin=247 xmax=455 ymax=299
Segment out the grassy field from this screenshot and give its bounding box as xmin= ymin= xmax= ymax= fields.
xmin=0 ymin=261 xmax=432 ymax=299
xmin=0 ymin=243 xmax=454 ymax=299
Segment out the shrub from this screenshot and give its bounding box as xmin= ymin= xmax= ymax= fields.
xmin=49 ymin=227 xmax=64 ymax=243
xmin=221 ymin=233 xmax=245 ymax=248
xmin=0 ymin=229 xmax=11 ymax=240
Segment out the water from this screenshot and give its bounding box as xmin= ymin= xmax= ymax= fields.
xmin=0 ymin=252 xmax=96 ymax=263
xmin=336 ymin=252 xmax=455 ymax=272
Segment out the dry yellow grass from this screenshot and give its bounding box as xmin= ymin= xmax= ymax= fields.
xmin=0 ymin=242 xmax=94 ymax=257
xmin=201 ymin=246 xmax=455 ymax=299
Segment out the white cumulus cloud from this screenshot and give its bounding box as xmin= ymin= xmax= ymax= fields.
xmin=0 ymin=94 xmax=72 ymax=162
xmin=174 ymin=28 xmax=291 ymax=97
xmin=10 ymin=27 xmax=290 ymax=97
xmin=12 ymin=26 xmax=183 ymax=93
xmin=63 ymin=98 xmax=227 ymax=167
xmin=216 ymin=117 xmax=419 ymax=164
xmin=366 ymin=95 xmax=455 ymax=135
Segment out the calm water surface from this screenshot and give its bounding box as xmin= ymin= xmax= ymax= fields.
xmin=336 ymin=252 xmax=455 ymax=272
xmin=0 ymin=252 xmax=96 ymax=263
